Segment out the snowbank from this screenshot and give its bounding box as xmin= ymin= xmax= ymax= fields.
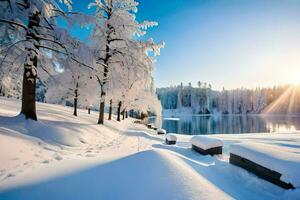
xmin=0 ymin=127 xmax=59 ymax=175
xmin=0 ymin=150 xmax=232 ymax=200
xmin=230 ymin=143 xmax=300 ymax=188
xmin=0 ymin=114 xmax=85 ymax=147
xmin=0 ymin=97 xmax=158 ymax=190
xmin=0 ymin=97 xmax=133 ymax=147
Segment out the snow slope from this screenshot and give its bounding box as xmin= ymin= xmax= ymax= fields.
xmin=0 ymin=150 xmax=232 ymax=200
xmin=0 ymin=97 xmax=300 ymax=200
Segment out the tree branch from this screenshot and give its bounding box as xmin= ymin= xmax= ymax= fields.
xmin=39 ymin=64 xmax=56 ymax=81
xmin=108 ymin=38 xmax=125 ymax=43
xmin=31 ymin=35 xmax=67 ymax=51
xmin=0 ymin=39 xmax=26 ymax=54
xmin=38 ymin=45 xmax=94 ymax=70
xmin=0 ymin=18 xmax=27 ymax=30
xmin=0 ymin=39 xmax=27 ymax=67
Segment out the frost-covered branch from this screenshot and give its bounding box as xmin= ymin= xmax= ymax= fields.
xmin=0 ymin=19 xmax=28 ymax=30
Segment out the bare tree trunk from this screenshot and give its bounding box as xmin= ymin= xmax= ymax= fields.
xmin=20 ymin=12 xmax=40 ymax=121
xmin=108 ymin=99 xmax=112 ymax=120
xmin=73 ymin=82 xmax=78 ymax=116
xmin=125 ymin=111 xmax=128 ymax=118
xmin=88 ymin=108 xmax=91 ymax=114
xmin=21 ymin=63 xmax=37 ymax=120
xmin=73 ymin=97 xmax=78 ymax=116
xmin=97 ymin=7 xmax=112 ymax=125
xmin=122 ymin=109 xmax=125 ymax=120
xmin=98 ymin=92 xmax=105 ymax=124
xmin=141 ymin=112 xmax=145 ymax=120
xmin=117 ymin=101 xmax=122 ymax=122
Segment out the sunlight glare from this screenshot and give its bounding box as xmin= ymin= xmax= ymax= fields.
xmin=290 ymin=67 xmax=300 ymax=85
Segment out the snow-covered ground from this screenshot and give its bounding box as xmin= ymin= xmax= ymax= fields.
xmin=0 ymin=97 xmax=300 ymax=200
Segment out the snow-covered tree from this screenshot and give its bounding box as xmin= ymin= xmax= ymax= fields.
xmin=89 ymin=0 xmax=160 ymax=124
xmin=107 ymin=38 xmax=163 ymax=120
xmin=0 ymin=0 xmax=92 ymax=120
xmin=157 ymin=83 xmax=297 ymax=115
xmin=46 ymin=68 xmax=94 ymax=116
xmin=45 ymin=38 xmax=95 ymax=116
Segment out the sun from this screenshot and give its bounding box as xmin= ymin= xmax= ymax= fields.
xmin=291 ymin=78 xmax=300 ymax=85
xmin=290 ymin=67 xmax=300 ymax=85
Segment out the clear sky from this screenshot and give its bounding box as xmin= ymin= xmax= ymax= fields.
xmin=135 ymin=0 xmax=300 ymax=90
xmin=68 ymin=0 xmax=300 ymax=90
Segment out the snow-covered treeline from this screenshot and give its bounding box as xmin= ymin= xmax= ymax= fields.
xmin=0 ymin=0 xmax=164 ymax=123
xmin=157 ymin=83 xmax=300 ymax=115
xmin=157 ymin=82 xmax=216 ymax=114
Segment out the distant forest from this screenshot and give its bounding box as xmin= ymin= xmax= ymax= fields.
xmin=157 ymin=82 xmax=300 ymax=115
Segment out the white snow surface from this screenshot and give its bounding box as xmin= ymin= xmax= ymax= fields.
xmin=229 ymin=143 xmax=300 ymax=187
xmin=0 ymin=97 xmax=300 ymax=200
xmin=191 ymin=135 xmax=223 ymax=150
xmin=163 ymin=117 xmax=180 ymax=121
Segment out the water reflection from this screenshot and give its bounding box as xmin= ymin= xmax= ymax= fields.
xmin=148 ymin=115 xmax=299 ymax=135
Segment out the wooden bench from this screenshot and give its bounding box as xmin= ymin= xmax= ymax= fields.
xmin=147 ymin=124 xmax=153 ymax=129
xmin=229 ymin=143 xmax=299 ymax=189
xmin=165 ymin=134 xmax=177 ymax=145
xmin=157 ymin=128 xmax=166 ymax=135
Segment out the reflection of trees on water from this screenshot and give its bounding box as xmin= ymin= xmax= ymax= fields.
xmin=174 ymin=115 xmax=269 ymax=135
xmin=150 ymin=115 xmax=300 ymax=135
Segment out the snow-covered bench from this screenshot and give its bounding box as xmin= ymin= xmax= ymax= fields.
xmin=157 ymin=128 xmax=166 ymax=135
xmin=133 ymin=120 xmax=142 ymax=124
xmin=165 ymin=134 xmax=177 ymax=145
xmin=147 ymin=123 xmax=153 ymax=129
xmin=229 ymin=143 xmax=300 ymax=189
xmin=190 ymin=136 xmax=223 ymax=155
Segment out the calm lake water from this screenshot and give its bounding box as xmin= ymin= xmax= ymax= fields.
xmin=148 ymin=115 xmax=300 ymax=135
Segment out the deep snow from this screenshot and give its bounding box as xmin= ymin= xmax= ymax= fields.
xmin=0 ymin=97 xmax=300 ymax=200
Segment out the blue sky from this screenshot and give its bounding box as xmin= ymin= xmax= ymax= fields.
xmin=63 ymin=0 xmax=300 ymax=90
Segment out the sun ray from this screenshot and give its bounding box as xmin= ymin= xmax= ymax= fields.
xmin=263 ymin=85 xmax=300 ymax=114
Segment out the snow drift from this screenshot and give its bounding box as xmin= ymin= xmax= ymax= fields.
xmin=0 ymin=150 xmax=232 ymax=200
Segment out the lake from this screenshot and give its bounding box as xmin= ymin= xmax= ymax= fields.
xmin=147 ymin=115 xmax=300 ymax=135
